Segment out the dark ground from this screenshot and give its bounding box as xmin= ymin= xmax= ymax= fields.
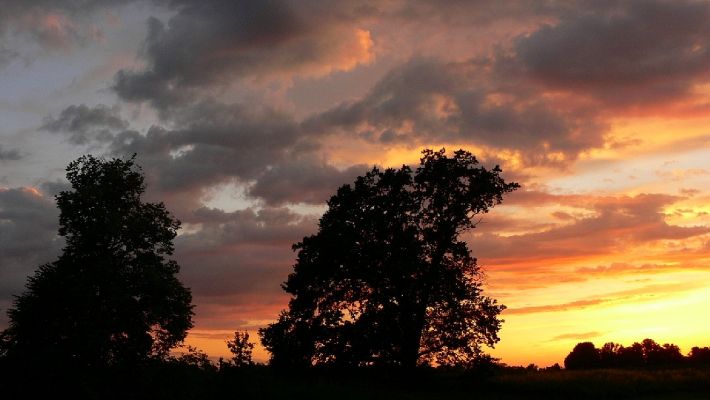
xmin=2 ymin=362 xmax=710 ymax=399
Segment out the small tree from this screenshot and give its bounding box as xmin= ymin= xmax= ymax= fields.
xmin=260 ymin=149 xmax=518 ymax=368
xmin=226 ymin=331 xmax=254 ymax=367
xmin=0 ymin=155 xmax=193 ymax=369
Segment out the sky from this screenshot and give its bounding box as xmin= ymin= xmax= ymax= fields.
xmin=0 ymin=0 xmax=709 ymax=367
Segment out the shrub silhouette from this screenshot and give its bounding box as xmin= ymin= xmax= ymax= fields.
xmin=260 ymin=149 xmax=518 ymax=368
xmin=0 ymin=155 xmax=193 ymax=370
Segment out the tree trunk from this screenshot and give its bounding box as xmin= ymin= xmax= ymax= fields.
xmin=401 ymin=308 xmax=425 ymax=368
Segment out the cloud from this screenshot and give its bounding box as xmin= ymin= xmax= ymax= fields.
xmin=42 ymin=104 xmax=128 ymax=144
xmin=173 ymin=206 xmax=317 ymax=321
xmin=0 ymin=145 xmax=22 ymax=161
xmin=473 ymin=193 xmax=710 ymax=267
xmin=105 ymin=101 xmax=301 ymax=205
xmin=0 ymin=1 xmax=130 ymax=53
xmin=304 ymin=57 xmax=607 ymax=166
xmin=575 ymin=263 xmax=683 ymax=276
xmin=98 ymin=99 xmax=371 ymax=208
xmin=506 ymin=281 xmax=706 ymax=315
xmin=113 ymin=1 xmax=374 ymax=110
xmin=512 ymin=0 xmax=710 ymax=110
xmin=248 ymin=159 xmax=367 ymax=206
xmin=180 ymin=206 xmax=316 ymax=250
xmin=550 ymin=331 xmax=602 ymax=341
xmin=0 ymin=46 xmax=19 ymax=67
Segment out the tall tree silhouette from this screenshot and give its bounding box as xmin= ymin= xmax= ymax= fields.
xmin=260 ymin=149 xmax=518 ymax=368
xmin=0 ymin=155 xmax=193 ymax=369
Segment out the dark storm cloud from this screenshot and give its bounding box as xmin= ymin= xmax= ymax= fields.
xmin=514 ymin=0 xmax=710 ymax=107
xmin=305 ymin=58 xmax=606 ymax=165
xmin=113 ymin=1 xmax=374 ymax=111
xmin=0 ymin=145 xmax=22 ymax=161
xmin=42 ymin=104 xmax=128 ymax=145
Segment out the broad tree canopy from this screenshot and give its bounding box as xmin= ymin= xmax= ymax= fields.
xmin=260 ymin=149 xmax=518 ymax=368
xmin=0 ymin=155 xmax=193 ymax=369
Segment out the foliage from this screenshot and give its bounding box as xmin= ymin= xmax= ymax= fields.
xmin=170 ymin=345 xmax=217 ymax=372
xmin=564 ymin=342 xmax=601 ymax=370
xmin=260 ymin=149 xmax=518 ymax=368
xmin=565 ymin=339 xmax=690 ymax=370
xmin=688 ymin=346 xmax=710 ymax=366
xmin=227 ymin=331 xmax=255 ymax=367
xmin=0 ymin=155 xmax=193 ymax=369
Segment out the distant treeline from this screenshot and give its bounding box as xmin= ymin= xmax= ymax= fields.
xmin=564 ymin=339 xmax=710 ymax=369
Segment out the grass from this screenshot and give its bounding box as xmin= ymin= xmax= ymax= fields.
xmin=217 ymin=367 xmax=710 ymax=400
xmin=3 ymin=362 xmax=710 ymax=399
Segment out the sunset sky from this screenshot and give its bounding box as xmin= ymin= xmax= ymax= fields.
xmin=1 ymin=0 xmax=709 ymax=366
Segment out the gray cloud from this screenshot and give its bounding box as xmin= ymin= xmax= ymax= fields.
xmin=248 ymin=159 xmax=367 ymax=206
xmin=0 ymin=145 xmax=22 ymax=161
xmin=513 ymin=0 xmax=710 ymax=107
xmin=472 ymin=194 xmax=710 ymax=265
xmin=305 ymin=58 xmax=607 ymax=165
xmin=42 ymin=104 xmax=128 ymax=144
xmin=97 ymin=100 xmax=370 ymax=208
xmin=113 ymin=1 xmax=374 ymax=111
xmin=175 ymin=206 xmax=316 ymax=302
xmin=0 ymin=0 xmax=136 ymax=53
xmin=108 ymin=101 xmax=303 ymax=197
xmin=0 ymin=46 xmax=19 ymax=67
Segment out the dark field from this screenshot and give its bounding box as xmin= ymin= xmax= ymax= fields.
xmin=243 ymin=368 xmax=710 ymax=400
xmin=5 ymin=364 xmax=709 ymax=399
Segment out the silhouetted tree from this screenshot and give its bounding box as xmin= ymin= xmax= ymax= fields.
xmin=544 ymin=363 xmax=562 ymax=371
xmin=227 ymin=331 xmax=254 ymax=367
xmin=564 ymin=342 xmax=600 ymax=370
xmin=616 ymin=342 xmax=644 ymax=368
xmin=260 ymin=149 xmax=518 ymax=368
xmin=599 ymin=342 xmax=623 ymax=368
xmin=0 ymin=155 xmax=193 ymax=370
xmin=565 ymin=339 xmax=691 ymax=370
xmin=688 ymin=346 xmax=710 ymax=366
xmin=640 ymin=339 xmax=683 ymax=367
